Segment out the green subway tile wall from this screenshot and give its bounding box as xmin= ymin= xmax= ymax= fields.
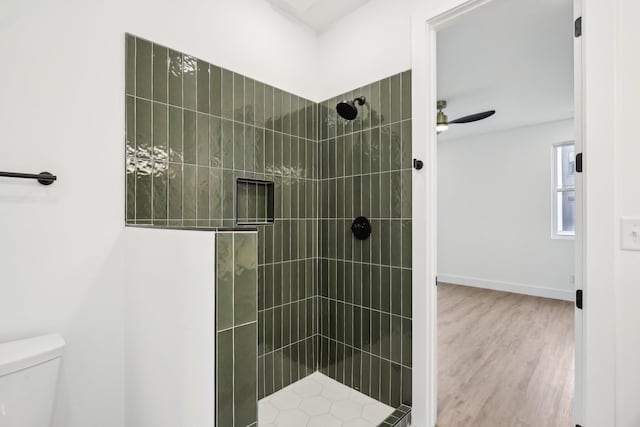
xmin=318 ymin=71 xmax=413 ymax=409
xmin=216 ymin=231 xmax=258 ymax=427
xmin=125 ymin=34 xmax=319 ymax=401
xmin=125 ymin=34 xmax=412 ymax=415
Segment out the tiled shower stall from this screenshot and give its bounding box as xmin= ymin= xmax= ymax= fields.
xmin=125 ymin=34 xmax=412 ymax=427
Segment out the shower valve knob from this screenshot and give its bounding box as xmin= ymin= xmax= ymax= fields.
xmin=413 ymin=159 xmax=424 ymax=170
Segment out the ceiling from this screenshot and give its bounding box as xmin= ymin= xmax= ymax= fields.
xmin=265 ymin=0 xmax=370 ymax=32
xmin=437 ymin=0 xmax=574 ymax=141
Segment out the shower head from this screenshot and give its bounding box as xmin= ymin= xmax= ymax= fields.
xmin=336 ymin=96 xmax=366 ymax=121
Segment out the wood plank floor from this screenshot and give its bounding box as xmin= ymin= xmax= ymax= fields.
xmin=437 ymin=283 xmax=574 ymax=427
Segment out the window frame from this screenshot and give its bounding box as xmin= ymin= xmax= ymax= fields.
xmin=551 ymin=141 xmax=576 ymax=239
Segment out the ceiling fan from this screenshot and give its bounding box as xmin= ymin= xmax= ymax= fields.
xmin=436 ymin=100 xmax=496 ymax=133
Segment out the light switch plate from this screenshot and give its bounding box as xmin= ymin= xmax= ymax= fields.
xmin=621 ymin=217 xmax=640 ymax=251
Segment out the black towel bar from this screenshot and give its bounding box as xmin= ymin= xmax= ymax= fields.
xmin=0 ymin=171 xmax=57 ymax=185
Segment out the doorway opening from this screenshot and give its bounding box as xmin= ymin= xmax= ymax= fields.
xmin=429 ymin=0 xmax=582 ymax=425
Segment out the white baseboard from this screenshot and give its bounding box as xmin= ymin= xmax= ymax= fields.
xmin=437 ymin=274 xmax=575 ymax=301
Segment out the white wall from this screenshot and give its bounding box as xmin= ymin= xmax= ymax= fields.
xmin=124 ymin=228 xmax=216 ymax=427
xmin=615 ymin=1 xmax=640 ymax=425
xmin=438 ymin=119 xmax=575 ymax=301
xmin=0 ymin=1 xmax=317 ymax=426
xmin=316 ymin=0 xmax=413 ymax=100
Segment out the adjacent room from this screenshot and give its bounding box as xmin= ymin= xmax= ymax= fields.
xmin=435 ymin=0 xmax=576 ymax=425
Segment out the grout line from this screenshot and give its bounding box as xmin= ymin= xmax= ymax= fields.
xmin=127 ymin=93 xmax=318 ymax=143
xmin=318 ymin=335 xmax=412 ymax=372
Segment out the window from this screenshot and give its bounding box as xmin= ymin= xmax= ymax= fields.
xmin=553 ymin=142 xmax=575 ymax=238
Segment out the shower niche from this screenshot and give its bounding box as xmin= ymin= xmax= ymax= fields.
xmin=125 ymin=33 xmax=412 ymax=427
xmin=236 ymin=178 xmax=275 ymax=226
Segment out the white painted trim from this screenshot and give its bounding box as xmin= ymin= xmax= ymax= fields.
xmin=437 ymin=274 xmax=575 ymax=301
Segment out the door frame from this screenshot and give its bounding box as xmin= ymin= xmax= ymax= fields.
xmin=411 ymin=0 xmax=618 ymax=425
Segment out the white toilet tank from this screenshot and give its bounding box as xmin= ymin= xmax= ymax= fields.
xmin=0 ymin=334 xmax=65 ymax=427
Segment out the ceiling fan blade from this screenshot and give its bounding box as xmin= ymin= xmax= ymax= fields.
xmin=449 ymin=110 xmax=496 ymax=124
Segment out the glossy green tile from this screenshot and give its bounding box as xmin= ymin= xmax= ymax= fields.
xmin=273 ymin=132 xmax=283 ymax=176
xmin=222 ymin=119 xmax=233 ymax=169
xmin=273 ymin=348 xmax=283 ymax=392
xmin=360 ymin=351 xmax=371 ymax=395
xmin=126 ymin=96 xmax=135 ymax=155
xmin=390 ymin=122 xmax=402 ymax=171
xmin=380 ymin=220 xmax=391 ymax=265
xmin=168 ymin=49 xmax=182 ymax=106
xmin=380 ymin=172 xmax=391 ymax=219
xmin=126 ymin=158 xmax=135 ymax=221
xmin=391 ymin=315 xmax=402 ymax=364
xmin=196 ymin=166 xmax=209 ymax=221
xmin=222 ymin=69 xmax=234 ymax=120
xmin=370 ymin=81 xmax=381 ymax=128
xmin=152 ymin=44 xmax=168 ymax=103
xmin=380 ymin=78 xmax=390 ymax=126
xmin=216 ymin=329 xmax=233 ymax=427
xmin=168 ymin=106 xmax=183 ymax=162
xmin=245 ymin=78 xmax=255 ymax=125
xmin=391 ymin=363 xmax=402 ymax=407
xmin=152 ymin=162 xmax=167 ymax=221
xmin=135 ymin=98 xmax=151 ymax=157
xmin=402 ymin=71 xmax=412 ymax=120
xmin=135 ymin=38 xmax=151 ymax=99
xmin=210 ymin=65 xmax=222 ymax=116
xmin=254 ymin=81 xmax=265 ymax=128
xmin=234 ymin=122 xmax=245 ymax=170
xmin=234 ymin=233 xmax=257 ymax=324
xmin=402 ymin=367 xmax=412 ymax=405
xmin=380 ymin=358 xmax=391 ymax=405
xmin=183 ymin=110 xmax=196 ymax=164
xmin=210 ymin=116 xmax=222 ymax=167
xmin=402 ymin=269 xmax=412 ymax=318
xmin=359 ymin=130 xmax=372 ymax=174
xmin=216 ymin=233 xmax=234 ymax=330
xmin=391 ymin=172 xmax=402 ymax=218
xmin=196 ymin=59 xmax=209 ymax=113
xmin=258 ymin=356 xmax=265 ymax=400
xmin=401 ymin=169 xmax=411 ymax=219
xmin=402 ymin=317 xmax=412 ymax=366
xmin=182 ymin=55 xmax=196 ymax=110
xmin=370 ymin=265 xmax=380 ymax=310
xmin=234 ymin=323 xmax=257 ymax=427
xmin=370 ymin=354 xmax=381 ymax=400
xmin=328 ymin=139 xmax=336 ymax=179
xmin=402 ymin=220 xmax=412 ymax=269
xmin=352 ymin=132 xmax=362 ymax=175
xmin=264 ymin=85 xmax=274 ymax=130
xmin=135 ymin=159 xmax=152 ymax=220
xmin=402 ymin=120 xmax=412 ymax=169
xmin=273 ymin=89 xmax=282 ymax=132
xmin=282 ymin=92 xmax=291 ymax=135
xmin=168 ymin=163 xmax=182 ymax=220
xmin=209 ymin=168 xmax=222 ymax=220
xmin=222 ymin=169 xmax=234 ymax=220
xmin=245 ymin=125 xmax=255 ymax=172
xmin=391 ymin=73 xmax=402 ymax=124
xmin=125 ymin=35 xmax=135 ymax=95
xmin=183 ymin=164 xmax=196 ymax=219
xmin=153 ymin=102 xmax=167 ymax=160
xmin=381 ymin=267 xmax=391 ymax=313
xmin=196 ymin=113 xmax=209 ymax=166
xmin=390 ymin=220 xmax=402 ymax=267
xmin=391 ymin=268 xmax=402 ymax=316
xmin=234 ymin=73 xmax=244 ymax=122
xmin=381 ymin=312 xmax=391 ymax=360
